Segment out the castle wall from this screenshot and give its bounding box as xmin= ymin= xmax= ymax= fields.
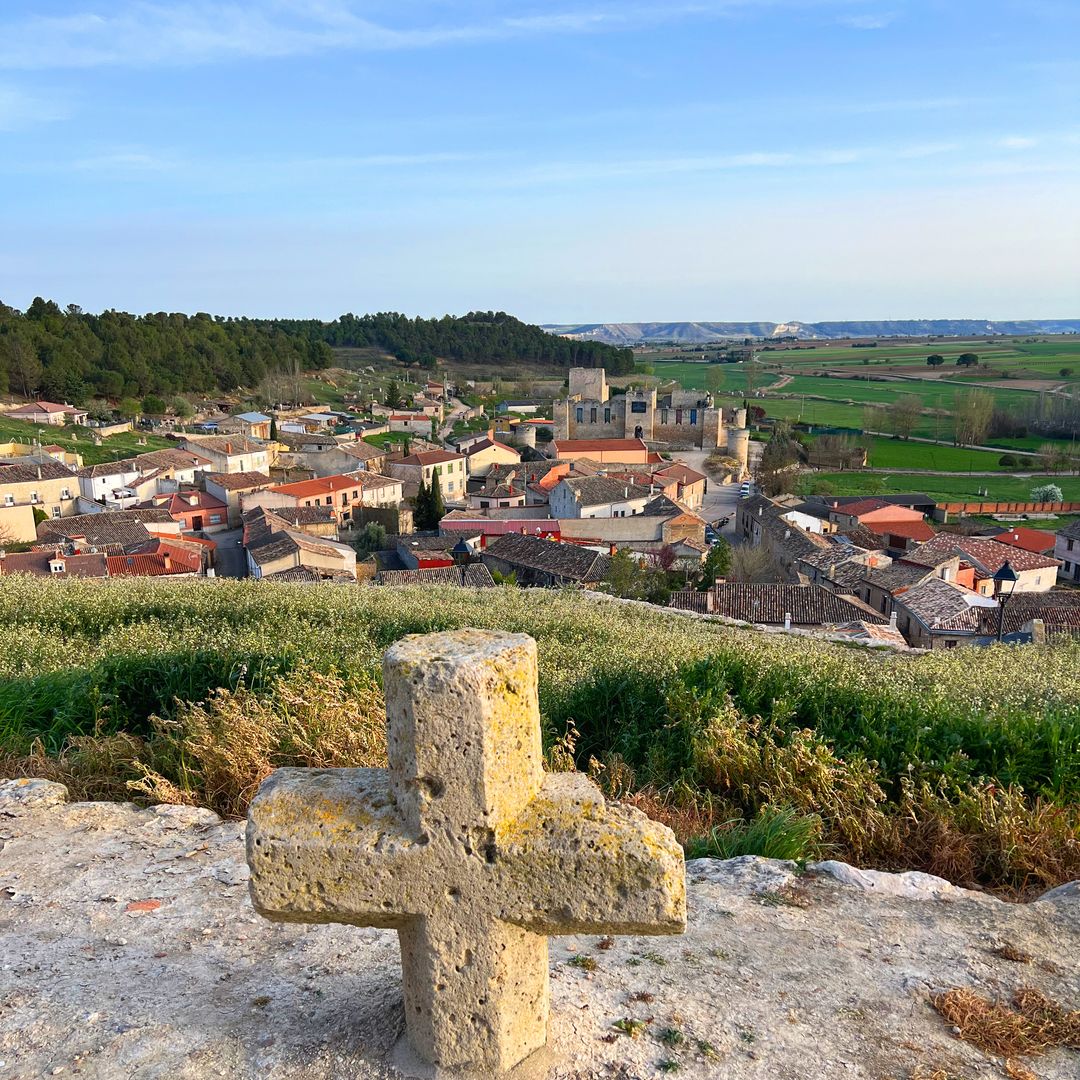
xmin=568 ymin=368 xmax=609 ymax=403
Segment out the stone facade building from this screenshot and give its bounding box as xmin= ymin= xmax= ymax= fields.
xmin=553 ymin=367 xmax=725 ymax=449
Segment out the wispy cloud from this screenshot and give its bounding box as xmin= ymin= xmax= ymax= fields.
xmin=0 ymin=1 xmax=872 ymax=70
xmin=839 ymin=11 xmax=897 ymax=30
xmin=0 ymin=85 xmax=68 ymax=130
xmin=999 ymin=136 xmax=1039 ymax=150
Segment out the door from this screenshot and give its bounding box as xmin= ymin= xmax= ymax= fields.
xmin=192 ymin=515 xmax=203 ymax=530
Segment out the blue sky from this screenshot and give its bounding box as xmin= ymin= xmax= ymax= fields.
xmin=0 ymin=1 xmax=1077 ymax=322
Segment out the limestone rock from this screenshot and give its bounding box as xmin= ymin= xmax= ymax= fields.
xmin=0 ymin=777 xmax=69 ymax=812
xmin=2 ymin=791 xmax=1078 ymax=1078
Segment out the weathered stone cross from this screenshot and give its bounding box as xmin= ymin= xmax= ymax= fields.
xmin=247 ymin=629 xmax=685 ymax=1073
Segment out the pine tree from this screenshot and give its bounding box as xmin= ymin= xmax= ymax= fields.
xmin=429 ymin=470 xmax=445 ymax=523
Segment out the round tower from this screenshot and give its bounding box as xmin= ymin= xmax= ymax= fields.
xmin=726 ymin=427 xmax=751 ymax=479
xmin=731 ymin=407 xmax=748 ymax=429
xmin=517 ymin=423 xmax=537 ymax=450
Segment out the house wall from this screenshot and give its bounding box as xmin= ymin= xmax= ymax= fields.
xmin=466 ymin=444 xmax=520 ymax=478
xmin=0 ymin=502 xmax=38 ymax=542
xmin=1057 ymin=533 xmax=1080 ymax=584
xmin=558 ymin=516 xmax=667 ymax=543
xmin=0 ymin=474 xmax=78 ymax=525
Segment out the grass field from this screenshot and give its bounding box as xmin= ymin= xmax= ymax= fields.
xmin=857 ymin=438 xmax=1029 ymax=472
xmin=805 ymin=471 xmax=1080 ymax=502
xmin=363 ymin=431 xmax=415 ymax=448
xmin=637 ymin=360 xmax=781 ymax=393
xmin=1 ymin=580 xmax=1079 ymax=893
xmin=0 ymin=416 xmax=173 ymax=467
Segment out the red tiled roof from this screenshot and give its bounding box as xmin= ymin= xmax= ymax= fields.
xmin=271 ymin=473 xmax=365 ymax=499
xmin=871 ymin=520 xmax=937 ymax=543
xmin=552 ymin=438 xmax=649 ymax=453
xmin=466 ymin=437 xmax=518 ymax=456
xmin=400 ymin=450 xmax=464 ymax=466
xmin=992 ymin=527 xmax=1058 ymax=555
xmin=905 ymin=533 xmax=1060 ymax=573
xmin=106 ymin=541 xmax=202 ymax=577
xmin=832 ymin=497 xmax=891 ymax=517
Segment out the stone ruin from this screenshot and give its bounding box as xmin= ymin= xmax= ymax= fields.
xmin=246 ymin=629 xmax=686 ymax=1073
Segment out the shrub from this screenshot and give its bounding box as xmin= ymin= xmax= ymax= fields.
xmin=1031 ymin=484 xmax=1063 ymax=503
xmin=998 ymin=454 xmax=1018 ymax=467
xmin=685 ymin=805 xmax=822 ymax=862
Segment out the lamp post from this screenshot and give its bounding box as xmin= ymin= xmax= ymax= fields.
xmin=993 ymin=559 xmax=1018 ymax=643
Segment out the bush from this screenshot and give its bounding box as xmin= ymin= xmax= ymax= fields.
xmin=998 ymin=454 xmax=1018 ymax=467
xmin=1031 ymin=484 xmax=1064 ymax=503
xmin=685 ymin=805 xmax=821 ymax=862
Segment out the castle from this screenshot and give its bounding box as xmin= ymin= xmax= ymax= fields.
xmin=553 ymin=367 xmax=750 ymax=475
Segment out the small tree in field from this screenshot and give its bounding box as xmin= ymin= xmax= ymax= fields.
xmin=926 ymin=354 xmax=945 ymax=367
xmin=1031 ymin=483 xmax=1063 ymax=503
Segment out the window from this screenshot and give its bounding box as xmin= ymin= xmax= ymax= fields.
xmin=52 ymin=506 xmax=61 ymax=518
xmin=604 ymin=407 xmax=611 ymax=424
xmin=3 ymin=495 xmax=12 ymax=507
xmin=480 ymin=501 xmax=489 ymax=508
xmin=210 ymin=515 xmax=222 ymax=524
xmin=1069 ymin=538 xmax=1075 ymax=551
xmin=30 ymin=492 xmax=38 ymax=504
xmin=689 ymin=409 xmax=698 ymax=426
xmin=675 ymin=409 xmax=683 ymax=425
xmin=61 ymin=488 xmax=71 ymax=499
xmin=576 ymin=407 xmax=584 ymax=423
xmin=589 ymin=407 xmax=597 ymax=423
xmin=447 ymin=482 xmax=455 ymax=493
xmin=630 ymin=401 xmax=647 ymax=414
xmin=660 ymin=410 xmax=669 ymax=425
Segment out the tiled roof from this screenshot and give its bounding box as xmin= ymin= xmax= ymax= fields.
xmin=126 ymin=507 xmax=181 ymax=525
xmin=974 ymin=593 xmax=1080 ymax=638
xmin=869 ymin=520 xmax=937 ymax=544
xmin=399 ymin=450 xmax=464 ymax=466
xmin=205 ymin=471 xmax=273 ymax=491
xmin=483 ymin=533 xmax=611 ymax=582
xmin=866 ymin=562 xmax=936 ymax=592
xmin=654 ymin=463 xmax=707 ymax=486
xmin=0 ymin=460 xmax=76 ymax=484
xmin=0 ymin=550 xmax=108 ymax=578
xmin=895 ymin=577 xmax=984 ymax=630
xmin=833 ymin=524 xmax=887 ymax=551
xmin=904 ymin=533 xmax=1059 ymax=573
xmin=36 ymin=512 xmax=152 ymax=554
xmin=552 ymin=438 xmax=649 ymax=454
xmin=261 ymin=566 xmax=323 ymax=583
xmin=561 ymin=475 xmax=652 ymax=506
xmin=668 ymin=590 xmax=712 ymax=613
xmin=106 ymin=544 xmax=202 ymax=577
xmin=242 ymin=505 xmax=336 ymax=530
xmin=234 ymin=412 xmax=271 ymax=424
xmin=711 ymin=584 xmax=888 ymax=625
xmin=992 ymin=527 xmax=1058 ymax=555
xmin=271 ymin=473 xmax=365 ymax=499
xmin=1058 ymin=519 xmax=1080 ymax=541
xmin=832 ymin=497 xmax=894 ymax=517
xmin=465 ymin=437 xmax=518 ymax=456
xmin=155 ymin=490 xmax=228 ymax=515
xmin=374 ymin=565 xmax=496 ymax=587
xmin=8 ymin=401 xmax=81 ymax=416
xmin=182 ymin=435 xmax=266 ymax=455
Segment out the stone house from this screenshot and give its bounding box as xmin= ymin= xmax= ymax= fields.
xmin=892 ymin=576 xmax=998 ymax=649
xmin=180 ymin=435 xmax=270 ymax=476
xmin=0 ymin=461 xmax=79 ymax=541
xmin=903 ymin=534 xmax=1059 ymax=594
xmin=481 ymin=533 xmax=611 ymax=587
xmin=219 ymin=412 xmax=273 ymax=440
xmin=6 ymin=400 xmax=88 ymax=426
xmin=1054 ymin=520 xmax=1080 ymax=585
xmin=204 ymin=472 xmax=274 ymax=527
xmin=549 ymin=476 xmax=653 ymax=520
xmin=247 ymin=471 xmax=403 ymax=526
xmin=464 ymin=437 xmax=521 ymax=479
xmin=386 ymin=450 xmax=467 ymax=500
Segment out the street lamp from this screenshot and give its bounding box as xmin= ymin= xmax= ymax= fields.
xmin=993 ymin=560 xmax=1019 ymax=643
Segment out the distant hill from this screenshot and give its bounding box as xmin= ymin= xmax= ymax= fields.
xmin=544 ymin=319 xmax=1080 ymax=344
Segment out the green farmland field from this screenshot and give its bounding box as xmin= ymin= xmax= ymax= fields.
xmin=853 ymin=438 xmax=1031 ymax=472
xmin=805 ymin=471 xmax=1080 ymax=503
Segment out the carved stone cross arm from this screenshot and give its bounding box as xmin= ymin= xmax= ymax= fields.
xmin=248 ymin=629 xmax=686 ymax=1073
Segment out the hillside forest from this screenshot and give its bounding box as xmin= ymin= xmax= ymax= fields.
xmin=0 ymin=300 xmax=633 ymax=403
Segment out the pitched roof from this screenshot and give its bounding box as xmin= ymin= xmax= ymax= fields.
xmin=0 ymin=550 xmax=108 ymax=578
xmin=904 ymin=533 xmax=1059 ymax=574
xmin=106 ymin=541 xmax=202 ymax=577
xmin=0 ymin=460 xmax=76 ymax=485
xmin=973 ymin=593 xmax=1080 ymax=639
xmin=551 ymin=438 xmax=649 ymax=454
xmin=205 ymin=471 xmax=273 ymax=491
xmin=8 ymin=401 xmax=82 ymax=416
xmin=992 ymin=527 xmax=1058 ymax=555
xmin=398 ymin=449 xmax=464 ymax=466
xmin=234 ymin=412 xmax=271 ymax=423
xmin=153 ymin=490 xmax=228 ymax=515
xmin=271 ymin=473 xmax=368 ymax=499
xmin=894 ymin=577 xmax=985 ymax=631
xmin=465 ymin=437 xmax=519 ymax=457
xmin=182 ymin=434 xmax=266 ymax=455
xmin=1058 ymin=519 xmax=1080 ymax=541
xmin=374 ymin=565 xmax=496 ymax=587
xmin=483 ymin=533 xmax=611 ymax=582
xmin=654 ymin=463 xmax=707 ymax=486
xmin=866 ymin=561 xmax=936 ymax=592
xmin=560 ymin=475 xmax=652 ymax=506
xmin=711 ymin=584 xmax=888 ymax=625
xmin=242 ymin=505 xmax=336 ymax=530
xmin=867 ymin=519 xmax=938 ymax=544
xmin=36 ymin=512 xmax=153 ymax=554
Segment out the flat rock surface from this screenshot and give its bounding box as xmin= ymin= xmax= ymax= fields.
xmin=1 ymin=781 xmax=1077 ymax=1080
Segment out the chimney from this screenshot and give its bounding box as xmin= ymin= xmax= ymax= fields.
xmin=162 ymin=551 xmax=172 ymax=571
xmin=784 ymin=612 xmax=792 ymax=630
xmin=225 ymin=441 xmax=232 ymax=454
xmin=889 ymin=610 xmax=898 ymax=627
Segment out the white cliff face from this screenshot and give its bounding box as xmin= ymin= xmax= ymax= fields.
xmin=1 ymin=779 xmax=1078 ymax=1080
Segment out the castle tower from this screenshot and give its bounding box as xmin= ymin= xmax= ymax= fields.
xmin=517 ymin=424 xmax=537 ymax=450
xmin=730 ymin=407 xmax=748 ymax=429
xmin=726 ymin=427 xmax=751 ymax=479
xmin=568 ymin=367 xmax=609 ymax=403
xmin=702 ymin=407 xmax=724 ymax=449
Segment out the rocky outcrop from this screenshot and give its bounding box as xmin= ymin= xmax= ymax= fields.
xmin=1 ymin=779 xmax=1077 ymax=1079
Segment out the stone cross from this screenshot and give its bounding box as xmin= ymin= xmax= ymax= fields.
xmin=247 ymin=629 xmax=685 ymax=1073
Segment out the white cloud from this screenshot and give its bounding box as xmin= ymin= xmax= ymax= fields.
xmin=839 ymin=11 xmax=896 ymax=29
xmin=0 ymin=1 xmax=870 ymax=69
xmin=999 ymin=136 xmax=1039 ymax=150
xmin=0 ymin=85 xmax=67 ymax=130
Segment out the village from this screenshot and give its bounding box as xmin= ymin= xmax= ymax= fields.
xmin=1 ymin=366 xmax=1078 ymax=651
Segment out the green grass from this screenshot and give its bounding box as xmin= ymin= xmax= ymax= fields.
xmin=805 ymin=471 xmax=1080 ymax=502
xmin=363 ymin=431 xmax=417 ymax=448
xmin=856 ymin=438 xmax=1029 ymax=471
xmin=1 ymin=580 xmax=1078 ymax=892
xmin=685 ymin=805 xmax=821 ymax=862
xmin=636 ymin=361 xmax=781 ymax=393
xmin=0 ymin=416 xmax=174 ymax=467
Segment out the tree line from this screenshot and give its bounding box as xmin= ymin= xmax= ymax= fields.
xmin=0 ymin=301 xmax=633 ymax=405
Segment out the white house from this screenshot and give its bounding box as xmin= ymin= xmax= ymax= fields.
xmin=549 ymin=476 xmax=653 ymax=520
